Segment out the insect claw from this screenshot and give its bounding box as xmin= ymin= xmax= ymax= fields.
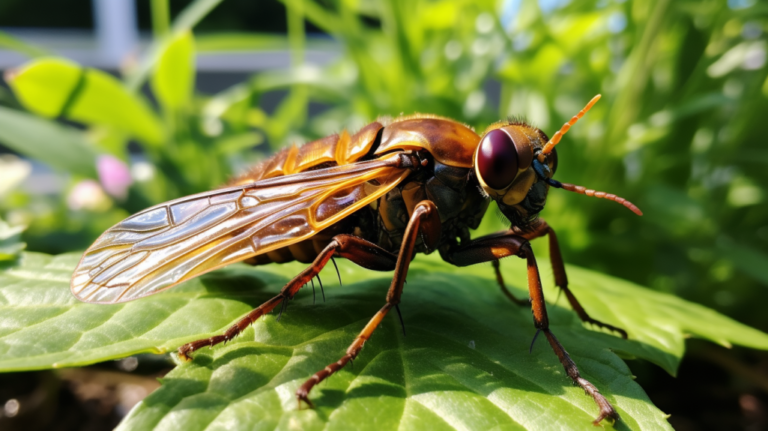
xmin=178 ymin=349 xmax=193 ymax=362
xmin=331 ymin=257 xmax=342 ymax=287
xmin=311 ymin=277 xmax=316 ymax=305
xmin=395 ymin=304 xmax=406 ymax=336
xmin=529 ymin=328 xmax=542 ymax=354
xmin=299 ymin=395 xmax=314 ymax=410
xmin=277 ymin=298 xmax=288 ymax=322
xmin=554 ymin=288 xmax=562 ymax=305
xmin=317 ymin=275 xmax=325 ymax=302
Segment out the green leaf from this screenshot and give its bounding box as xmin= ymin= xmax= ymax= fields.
xmin=0 ymin=220 xmax=25 ymax=261
xmin=150 ymin=0 xmax=171 ymax=38
xmin=125 ymin=0 xmax=224 ymax=90
xmin=3 ymin=251 xmax=768 ymax=428
xmin=0 ymin=105 xmax=98 ymax=176
xmin=7 ymin=58 xmax=164 ymax=146
xmin=151 ymin=31 xmax=195 ymax=111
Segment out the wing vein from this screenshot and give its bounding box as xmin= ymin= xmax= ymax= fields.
xmin=71 ymin=154 xmax=409 ymax=303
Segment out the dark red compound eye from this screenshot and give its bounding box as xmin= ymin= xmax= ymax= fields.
xmin=477 ymin=129 xmax=519 ymax=189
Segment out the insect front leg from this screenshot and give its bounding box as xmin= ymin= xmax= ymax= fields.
xmin=448 ymin=233 xmax=619 ymax=425
xmin=296 ymin=200 xmax=440 ymax=408
xmin=177 ymin=234 xmax=399 ymax=361
xmin=518 ymin=220 xmax=628 ymax=339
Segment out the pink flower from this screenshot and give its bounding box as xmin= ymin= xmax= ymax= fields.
xmin=97 ymin=155 xmax=132 ymax=200
xmin=68 ymin=180 xmax=110 ymax=211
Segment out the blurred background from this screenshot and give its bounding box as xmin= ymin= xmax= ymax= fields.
xmin=0 ymin=0 xmax=767 ymax=429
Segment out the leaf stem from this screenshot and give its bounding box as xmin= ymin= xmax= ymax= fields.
xmin=151 ymin=0 xmax=171 ymax=39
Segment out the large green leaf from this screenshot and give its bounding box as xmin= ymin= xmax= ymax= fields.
xmin=2 ymin=251 xmax=768 ymax=428
xmin=7 ymin=58 xmax=164 ymax=146
xmin=0 ymin=105 xmax=98 ymax=176
xmin=151 ymin=31 xmax=195 ymax=111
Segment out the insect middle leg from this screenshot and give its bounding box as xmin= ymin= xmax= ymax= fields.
xmin=515 ymin=220 xmax=627 ymax=338
xmin=449 ymin=232 xmax=619 ymax=424
xmin=177 ymin=234 xmax=399 ymax=360
xmin=296 ymin=200 xmax=440 ymax=407
xmin=492 ymin=260 xmax=529 ymax=305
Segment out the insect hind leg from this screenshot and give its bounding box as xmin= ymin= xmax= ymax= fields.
xmin=296 ymin=201 xmax=439 ymax=408
xmin=177 ymin=235 xmax=398 ymax=361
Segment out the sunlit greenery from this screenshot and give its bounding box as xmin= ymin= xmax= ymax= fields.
xmin=0 ymin=0 xmax=767 ymax=426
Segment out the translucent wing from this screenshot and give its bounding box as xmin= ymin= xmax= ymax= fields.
xmin=71 ymin=154 xmax=410 ymax=303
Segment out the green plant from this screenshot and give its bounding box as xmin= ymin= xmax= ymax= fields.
xmin=2 ymin=244 xmax=768 ymax=429
xmin=1 ymin=0 xmax=767 ymax=428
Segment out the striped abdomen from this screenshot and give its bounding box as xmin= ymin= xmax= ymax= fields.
xmin=230 ymin=122 xmax=383 ymax=185
xmin=236 ymin=122 xmax=384 ymax=265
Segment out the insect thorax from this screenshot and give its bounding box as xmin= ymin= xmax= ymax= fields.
xmin=371 ymin=156 xmax=489 ymax=254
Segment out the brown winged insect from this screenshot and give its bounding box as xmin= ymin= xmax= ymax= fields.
xmin=71 ymin=94 xmax=641 ymax=424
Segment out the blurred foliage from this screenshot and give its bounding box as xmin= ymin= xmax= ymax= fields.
xmin=1 ymin=0 xmax=768 ymax=428
xmin=0 ymin=0 xmax=766 ymax=337
xmin=0 ymin=218 xmax=25 ymax=260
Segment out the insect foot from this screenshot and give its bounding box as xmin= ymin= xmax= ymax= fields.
xmin=295 ymin=387 xmax=315 ymax=409
xmin=177 ymin=344 xmax=194 ymax=361
xmin=587 ymin=318 xmax=628 ymax=339
xmin=586 ymin=382 xmax=620 ymax=425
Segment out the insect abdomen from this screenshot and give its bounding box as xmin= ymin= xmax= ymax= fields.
xmin=238 ymin=122 xmax=385 ymax=266
xmin=231 ymin=122 xmax=383 ymax=185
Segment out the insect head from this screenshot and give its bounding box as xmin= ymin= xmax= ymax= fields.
xmin=473 ymin=95 xmax=641 ymax=228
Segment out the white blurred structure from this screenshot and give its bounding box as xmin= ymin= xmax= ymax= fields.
xmin=92 ymin=0 xmax=139 ymax=67
xmin=0 ymin=1 xmax=338 ymax=72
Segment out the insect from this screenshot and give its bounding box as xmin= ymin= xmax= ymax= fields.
xmin=71 ymin=94 xmax=641 ymax=424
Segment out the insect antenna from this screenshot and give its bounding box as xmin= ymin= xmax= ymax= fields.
xmin=331 ymin=257 xmax=342 ymax=286
xmin=317 ymin=275 xmax=326 ymax=302
xmin=545 ymin=178 xmax=643 ymax=216
xmin=541 ymin=94 xmax=601 ymax=155
xmin=395 ymin=304 xmax=406 ymax=336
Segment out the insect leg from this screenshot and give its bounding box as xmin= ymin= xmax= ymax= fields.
xmin=177 ymin=234 xmax=400 ymax=361
xmin=448 ymin=233 xmax=619 ymax=424
xmin=519 ymin=221 xmax=627 ymax=339
xmin=492 ymin=260 xmax=529 ymax=305
xmin=296 ymin=201 xmax=440 ymax=408
xmin=178 ymin=241 xmax=340 ymax=360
